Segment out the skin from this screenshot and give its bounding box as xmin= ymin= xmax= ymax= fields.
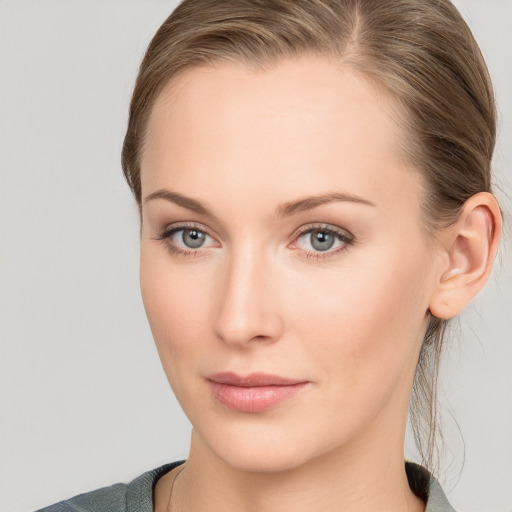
xmin=139 ymin=56 xmax=501 ymax=512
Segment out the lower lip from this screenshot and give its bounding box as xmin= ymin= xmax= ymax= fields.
xmin=208 ymin=381 xmax=308 ymax=413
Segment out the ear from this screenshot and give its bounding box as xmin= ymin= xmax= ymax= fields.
xmin=429 ymin=192 xmax=502 ymax=320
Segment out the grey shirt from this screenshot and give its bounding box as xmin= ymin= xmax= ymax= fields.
xmin=36 ymin=460 xmax=456 ymax=512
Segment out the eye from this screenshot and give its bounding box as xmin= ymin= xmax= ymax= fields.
xmin=156 ymin=223 xmax=217 ymax=256
xmin=174 ymin=228 xmax=208 ymax=249
xmin=292 ymin=225 xmax=354 ymax=258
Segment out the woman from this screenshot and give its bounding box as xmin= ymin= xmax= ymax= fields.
xmin=37 ymin=0 xmax=503 ymax=511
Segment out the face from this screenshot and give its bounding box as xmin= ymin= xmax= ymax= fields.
xmin=140 ymin=56 xmax=438 ymax=473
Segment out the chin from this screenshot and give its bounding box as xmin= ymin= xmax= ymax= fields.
xmin=193 ymin=418 xmax=340 ymax=475
xmin=216 ymin=443 xmax=314 ymax=474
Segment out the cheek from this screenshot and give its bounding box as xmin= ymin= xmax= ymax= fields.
xmin=285 ymin=242 xmax=430 ymax=404
xmin=139 ymin=248 xmax=212 ymax=379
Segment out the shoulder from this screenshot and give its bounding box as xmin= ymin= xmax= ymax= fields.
xmin=35 ymin=461 xmax=184 ymax=512
xmin=35 ymin=482 xmax=128 ymax=512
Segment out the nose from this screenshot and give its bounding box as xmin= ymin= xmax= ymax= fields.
xmin=213 ymin=247 xmax=284 ymax=348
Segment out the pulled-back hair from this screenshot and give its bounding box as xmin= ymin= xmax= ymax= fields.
xmin=122 ymin=0 xmax=496 ymax=474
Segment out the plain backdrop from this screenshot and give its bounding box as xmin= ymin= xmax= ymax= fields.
xmin=0 ymin=1 xmax=511 ymax=511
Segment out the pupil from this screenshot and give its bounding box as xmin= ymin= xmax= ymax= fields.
xmin=183 ymin=229 xmax=205 ymax=248
xmin=311 ymin=231 xmax=334 ymax=251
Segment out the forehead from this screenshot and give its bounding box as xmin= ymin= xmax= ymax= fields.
xmin=141 ymin=55 xmax=419 ymax=212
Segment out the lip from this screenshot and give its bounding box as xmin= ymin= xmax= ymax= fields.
xmin=206 ymin=372 xmax=310 ymax=413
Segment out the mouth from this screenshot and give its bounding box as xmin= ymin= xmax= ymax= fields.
xmin=206 ymin=372 xmax=310 ymax=413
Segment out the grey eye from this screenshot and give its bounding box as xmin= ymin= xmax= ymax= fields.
xmin=309 ymin=230 xmax=336 ymax=251
xmin=181 ymin=229 xmax=206 ymax=248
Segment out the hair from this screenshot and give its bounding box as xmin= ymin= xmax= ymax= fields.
xmin=121 ymin=0 xmax=496 ymax=474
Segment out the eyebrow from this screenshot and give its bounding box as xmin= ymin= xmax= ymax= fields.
xmin=143 ymin=189 xmax=376 ymax=218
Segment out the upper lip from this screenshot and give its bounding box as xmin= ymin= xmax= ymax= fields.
xmin=206 ymin=372 xmax=308 ymax=387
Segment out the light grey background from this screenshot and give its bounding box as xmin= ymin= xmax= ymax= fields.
xmin=0 ymin=1 xmax=510 ymax=511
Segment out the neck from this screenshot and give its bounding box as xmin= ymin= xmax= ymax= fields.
xmin=166 ymin=423 xmax=425 ymax=512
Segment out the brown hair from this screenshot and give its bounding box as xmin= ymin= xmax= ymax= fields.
xmin=122 ymin=0 xmax=496 ymax=474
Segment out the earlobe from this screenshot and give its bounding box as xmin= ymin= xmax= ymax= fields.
xmin=429 ymin=192 xmax=502 ymax=320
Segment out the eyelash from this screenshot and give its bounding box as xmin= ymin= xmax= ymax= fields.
xmin=155 ymin=223 xmax=216 ymax=259
xmin=155 ymin=222 xmax=354 ymax=260
xmin=294 ymin=224 xmax=354 ymax=260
